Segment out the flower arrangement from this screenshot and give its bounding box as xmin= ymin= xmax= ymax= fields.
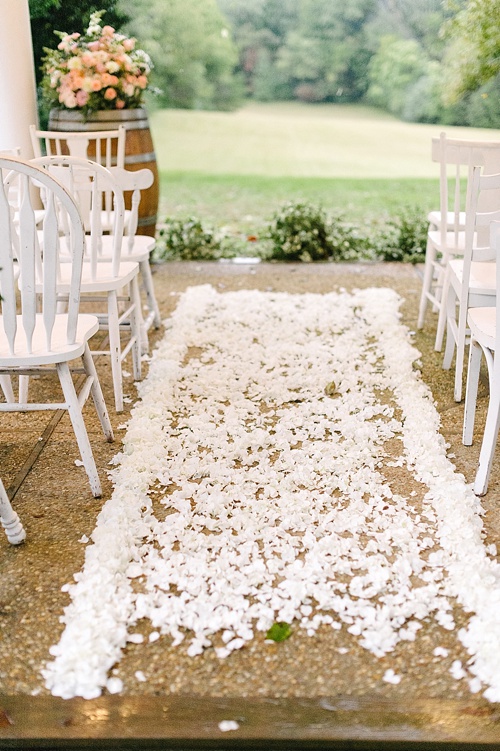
xmin=41 ymin=11 xmax=153 ymax=114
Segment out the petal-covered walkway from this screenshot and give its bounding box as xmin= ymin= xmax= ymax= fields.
xmin=1 ymin=261 xmax=500 ymax=746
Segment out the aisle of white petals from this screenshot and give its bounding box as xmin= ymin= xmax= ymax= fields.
xmin=43 ymin=285 xmax=500 ymax=701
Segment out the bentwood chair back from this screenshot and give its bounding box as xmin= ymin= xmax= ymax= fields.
xmin=0 ymin=155 xmax=114 ymax=497
xmin=31 ymin=155 xmax=143 ymax=412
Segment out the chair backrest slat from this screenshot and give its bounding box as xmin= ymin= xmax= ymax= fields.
xmin=0 ymin=166 xmax=17 ymax=355
xmin=18 ymin=174 xmax=37 ymax=353
xmin=41 ymin=193 xmax=60 ymax=348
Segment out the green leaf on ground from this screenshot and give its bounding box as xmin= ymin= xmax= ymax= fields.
xmin=266 ymin=622 xmax=292 ymax=642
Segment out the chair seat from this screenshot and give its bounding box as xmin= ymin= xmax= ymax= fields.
xmin=428 ymin=210 xmax=466 ymax=229
xmin=88 ymin=233 xmax=154 ymax=262
xmin=448 ymin=259 xmax=497 ymax=294
xmin=468 ymin=307 xmax=496 ymax=350
xmin=428 ymin=229 xmax=468 ymax=253
xmin=0 ymin=314 xmax=99 ymax=366
xmin=47 ymin=260 xmax=140 ymax=294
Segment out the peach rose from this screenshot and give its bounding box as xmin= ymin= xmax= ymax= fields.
xmin=81 ymin=52 xmax=96 ymax=67
xmin=104 ymin=87 xmax=117 ymax=100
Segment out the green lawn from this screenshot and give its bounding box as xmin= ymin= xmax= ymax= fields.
xmin=150 ymin=101 xmax=500 ymax=231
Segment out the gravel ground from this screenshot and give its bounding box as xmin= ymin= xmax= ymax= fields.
xmin=0 ymin=260 xmax=499 ymax=706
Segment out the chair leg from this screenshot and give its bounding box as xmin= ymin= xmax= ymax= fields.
xmin=417 ymin=238 xmax=435 ymax=329
xmin=442 ymin=282 xmax=457 ymax=371
xmin=0 ymin=375 xmax=15 ymax=403
xmin=453 ymin=304 xmax=468 ymax=402
xmin=82 ymin=344 xmax=114 ymax=443
xmin=463 ymin=339 xmax=483 ymax=445
xmin=474 ymin=378 xmax=500 ymax=496
xmin=18 ymin=375 xmax=29 ymax=403
xmin=130 ymin=276 xmax=143 ymax=381
xmin=140 ymin=260 xmax=162 ymax=329
xmin=435 ymin=266 xmax=451 ymax=352
xmin=56 ymin=362 xmax=102 ymax=498
xmin=107 ymin=290 xmax=124 ymax=413
xmin=0 ymin=478 xmax=25 ymax=545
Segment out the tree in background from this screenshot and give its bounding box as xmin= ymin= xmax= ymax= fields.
xmin=441 ymin=0 xmax=500 ymax=101
xmin=119 ymin=0 xmax=243 ymax=110
xmin=278 ymin=0 xmax=375 ymax=103
xmin=217 ymin=0 xmax=298 ymax=99
xmin=29 ymin=0 xmax=500 ymax=127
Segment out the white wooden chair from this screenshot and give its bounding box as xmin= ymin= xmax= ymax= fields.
xmin=463 ymin=220 xmax=500 ymax=495
xmin=418 ymin=133 xmax=500 ymax=334
xmin=89 ymin=165 xmax=161 ymax=332
xmin=0 ymin=155 xmax=114 ymax=497
xmin=32 ymin=155 xmax=143 ymax=412
xmin=30 ymin=125 xmax=128 ymax=232
xmin=0 ymin=476 xmax=25 ymax=545
xmin=30 ymin=129 xmax=160 ymax=334
xmin=440 ymin=166 xmax=500 ymax=402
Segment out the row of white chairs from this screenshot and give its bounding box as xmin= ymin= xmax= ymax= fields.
xmin=418 ymin=132 xmax=500 ymax=495
xmin=0 ymin=143 xmax=162 ymax=543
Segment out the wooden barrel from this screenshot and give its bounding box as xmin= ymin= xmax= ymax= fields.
xmin=48 ymin=108 xmax=159 ymax=237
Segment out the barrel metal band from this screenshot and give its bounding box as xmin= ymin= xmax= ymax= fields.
xmin=124 ymin=152 xmax=156 ymax=164
xmin=137 ymin=214 xmax=158 ymax=227
xmin=48 ymin=120 xmax=150 ymax=132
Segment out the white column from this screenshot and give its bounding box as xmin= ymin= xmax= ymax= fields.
xmin=0 ymin=0 xmax=38 ymax=157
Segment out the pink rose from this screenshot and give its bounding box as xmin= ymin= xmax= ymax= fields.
xmin=101 ymin=25 xmax=115 ymax=36
xmin=75 ymin=89 xmax=89 ymax=107
xmin=116 ymin=99 xmax=126 ymax=109
xmin=122 ymin=38 xmax=135 ymax=51
xmin=104 ymin=87 xmax=117 ymax=100
xmin=137 ymin=75 xmax=148 ymax=89
xmin=88 ymin=41 xmax=100 ymax=52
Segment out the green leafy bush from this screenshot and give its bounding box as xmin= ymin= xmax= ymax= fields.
xmin=153 ymin=204 xmax=428 ymax=265
xmin=154 ymin=217 xmax=222 ymax=261
xmin=263 ymin=202 xmax=366 ymax=262
xmin=373 ymin=207 xmax=427 ymax=263
xmin=263 ymin=202 xmax=333 ymax=262
xmin=328 ymin=214 xmax=370 ymax=262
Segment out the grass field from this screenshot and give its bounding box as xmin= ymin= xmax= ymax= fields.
xmin=150 ymin=102 xmax=500 ymax=231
